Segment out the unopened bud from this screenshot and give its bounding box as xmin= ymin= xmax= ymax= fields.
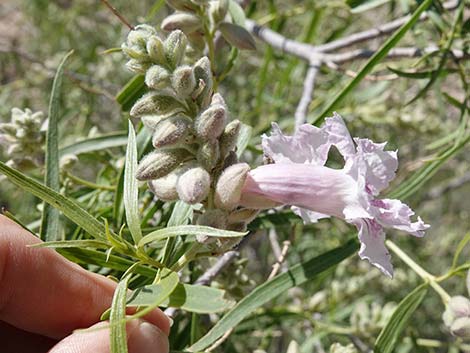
xmin=329 ymin=343 xmax=358 ymax=353
xmin=186 ymin=31 xmax=206 ymax=52
xmin=152 ymin=115 xmax=192 ymax=148
xmin=451 ymin=317 xmax=470 ymax=338
xmin=197 ymin=141 xmax=220 ymax=170
xmin=172 ymin=65 xmax=196 ymax=98
xmin=219 ymin=119 xmax=240 ymax=157
xmin=164 ymin=30 xmax=188 ymax=68
xmin=136 ymin=149 xmax=189 ymax=181
xmin=127 ymin=25 xmax=156 ymax=47
xmin=194 ymin=104 xmax=227 ymax=141
xmin=125 ymin=59 xmax=150 ymax=74
xmin=162 ymin=12 xmax=202 ymax=34
xmin=0 ymin=123 xmax=17 ymax=135
xmin=211 ymin=92 xmax=226 ymax=107
xmin=146 ymin=35 xmax=167 ymax=64
xmin=176 ymin=166 xmax=210 ymax=204
xmin=443 ymin=296 xmax=470 ymax=326
xmin=193 ymin=57 xmax=213 ymax=108
xmin=145 ymin=65 xmax=171 ymax=89
xmin=59 ymin=154 xmax=78 ymax=171
xmin=196 ymin=209 xmax=228 ymax=244
xmin=214 ymin=163 xmax=250 ymax=210
xmin=209 ymin=0 xmax=229 ymax=24
xmin=148 ymin=164 xmax=189 ymax=201
xmin=130 ymin=92 xmax=184 ymax=117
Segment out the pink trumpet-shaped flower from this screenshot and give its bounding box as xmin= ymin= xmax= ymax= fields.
xmin=240 ymin=113 xmax=429 ymax=277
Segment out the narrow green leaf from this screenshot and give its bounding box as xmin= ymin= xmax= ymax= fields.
xmin=128 ymin=283 xmax=235 ymax=314
xmin=349 ymin=0 xmax=390 ymax=13
xmin=452 ymin=232 xmax=470 ymax=268
xmin=236 ymin=123 xmax=252 ymax=158
xmin=387 ymin=66 xmax=456 ymax=79
xmin=374 ymin=283 xmax=429 ymax=353
xmin=59 ymin=132 xmax=127 ymax=156
xmin=31 ymin=239 xmax=110 ymax=249
xmin=313 ymin=0 xmax=434 ymax=124
xmin=110 ymin=275 xmax=131 ymax=353
xmin=139 ymin=225 xmax=247 ymax=248
xmin=189 ymin=239 xmax=359 ymax=352
xmin=40 ymin=50 xmax=73 ymax=241
xmin=124 ymin=122 xmax=142 ymax=244
xmin=116 ymin=75 xmax=147 ymax=112
xmin=0 ymin=161 xmax=112 ymax=240
xmin=59 ymin=247 xmax=157 ymax=278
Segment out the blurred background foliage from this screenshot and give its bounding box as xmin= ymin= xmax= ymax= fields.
xmin=1 ymin=0 xmax=469 ymax=352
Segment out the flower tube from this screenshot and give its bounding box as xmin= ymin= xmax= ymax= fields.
xmin=240 ymin=113 xmax=429 ymax=276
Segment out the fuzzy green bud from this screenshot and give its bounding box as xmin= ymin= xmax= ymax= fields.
xmin=125 ymin=59 xmax=151 ymax=74
xmin=197 ymin=141 xmax=220 ymax=170
xmin=210 ymin=0 xmax=229 ymax=24
xmin=162 ymin=12 xmax=202 ymax=34
xmin=164 ymin=30 xmax=188 ymax=68
xmin=227 ymin=208 xmax=259 ymax=224
xmin=214 ymin=163 xmax=250 ymax=210
xmin=194 ymin=104 xmax=227 ymax=141
xmin=176 ymin=166 xmax=211 ymax=204
xmin=148 ymin=164 xmax=189 ymax=201
xmin=130 ymin=92 xmax=185 ymax=118
xmin=329 ymin=343 xmax=358 ymax=353
xmin=152 ymin=115 xmax=192 ymax=148
xmin=146 ymin=35 xmax=167 ymax=64
xmin=210 ymin=92 xmax=226 ymax=107
xmin=59 ymin=154 xmax=78 ymax=171
xmin=443 ymin=296 xmax=470 ymax=327
xmin=136 ymin=149 xmax=189 ymax=181
xmin=172 ymin=65 xmax=196 ymax=98
xmin=145 ymin=65 xmax=171 ymax=89
xmin=193 ymin=56 xmax=213 ymax=108
xmin=219 ymin=119 xmax=240 ymax=157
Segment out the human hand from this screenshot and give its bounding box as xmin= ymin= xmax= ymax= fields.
xmin=0 ymin=215 xmax=170 ymax=353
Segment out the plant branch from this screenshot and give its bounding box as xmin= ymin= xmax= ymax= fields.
xmin=295 ymin=61 xmax=320 ymax=128
xmin=100 ymin=0 xmax=134 ymax=30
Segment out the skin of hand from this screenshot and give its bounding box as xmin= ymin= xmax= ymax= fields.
xmin=0 ymin=215 xmax=171 ymax=353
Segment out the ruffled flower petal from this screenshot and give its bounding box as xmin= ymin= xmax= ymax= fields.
xmin=292 ymin=206 xmax=330 ymax=224
xmin=372 ymin=199 xmax=429 ymax=237
xmin=354 ymin=219 xmax=393 ymax=277
xmin=354 ymin=138 xmax=398 ymax=195
xmin=323 ymin=113 xmax=356 ymax=159
xmin=262 ymin=123 xmax=330 ymax=165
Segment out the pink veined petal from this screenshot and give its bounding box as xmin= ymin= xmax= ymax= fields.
xmin=353 ymin=219 xmax=393 ymax=277
xmin=262 ymin=123 xmax=330 ymax=165
xmin=372 ymin=199 xmax=430 ymax=237
xmin=240 ymin=163 xmax=369 ymax=219
xmin=323 ymin=113 xmax=356 ymax=159
xmin=354 ymin=138 xmax=398 ymax=195
xmin=291 ymin=206 xmax=330 ymax=224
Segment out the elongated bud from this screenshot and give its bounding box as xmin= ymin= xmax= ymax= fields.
xmin=197 ymin=141 xmax=220 ymax=170
xmin=172 ymin=65 xmax=196 ymax=98
xmin=166 ymin=0 xmax=199 ymax=12
xmin=219 ymin=119 xmax=240 ymax=157
xmin=136 ymin=149 xmax=189 ymax=180
xmin=145 ymin=65 xmax=171 ymax=89
xmin=193 ymin=57 xmax=213 ymax=108
xmin=125 ymin=59 xmax=150 ymax=74
xmin=164 ymin=30 xmax=187 ymax=68
xmin=196 ymin=209 xmax=228 ymax=244
xmin=127 ymin=24 xmax=156 ymax=47
xmin=443 ymin=296 xmax=470 ymax=326
xmin=148 ymin=164 xmax=189 ymax=201
xmin=210 ymin=0 xmax=229 ymax=24
xmin=194 ymin=104 xmax=227 ymax=141
xmin=152 ymin=115 xmax=192 ymax=148
xmin=176 ymin=166 xmax=210 ymax=204
xmin=186 ymin=31 xmax=206 ymax=52
xmin=130 ymin=92 xmax=184 ymax=117
xmin=228 ymin=208 xmax=259 ymax=224
xmin=146 ymin=35 xmax=167 ymax=64
xmin=162 ymin=12 xmax=202 ymax=34
xmin=59 ymin=154 xmax=78 ymax=171
xmin=211 ymin=92 xmax=226 ymax=107
xmin=214 ymin=163 xmax=250 ymax=210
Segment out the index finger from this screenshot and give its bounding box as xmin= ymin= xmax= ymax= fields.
xmin=0 ymin=215 xmax=170 ymax=339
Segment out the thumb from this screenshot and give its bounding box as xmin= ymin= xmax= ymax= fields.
xmin=49 ymin=320 xmax=169 ymax=353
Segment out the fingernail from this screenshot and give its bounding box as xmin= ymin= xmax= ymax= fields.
xmin=128 ymin=321 xmax=169 ymax=353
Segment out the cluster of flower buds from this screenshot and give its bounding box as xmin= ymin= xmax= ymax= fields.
xmin=443 ymin=272 xmax=470 ymax=340
xmin=0 ymin=108 xmax=46 ymax=170
xmin=123 ymin=26 xmax=258 ymax=251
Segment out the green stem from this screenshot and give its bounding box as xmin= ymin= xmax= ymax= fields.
xmin=170 ymin=242 xmax=204 ymax=272
xmin=65 ymin=172 xmax=115 ymax=191
xmin=386 ymin=240 xmax=450 ymax=303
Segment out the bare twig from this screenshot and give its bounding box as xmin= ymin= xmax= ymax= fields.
xmin=315 ymin=0 xmax=459 ymax=53
xmin=100 ymin=0 xmax=134 ymax=30
xmin=206 ymin=328 xmax=234 ymax=352
xmin=295 ymin=61 xmax=320 ymax=128
xmin=268 ymin=240 xmax=290 ymax=280
xmin=194 ymin=250 xmax=240 ymax=286
xmin=268 ymin=228 xmax=282 ymax=259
